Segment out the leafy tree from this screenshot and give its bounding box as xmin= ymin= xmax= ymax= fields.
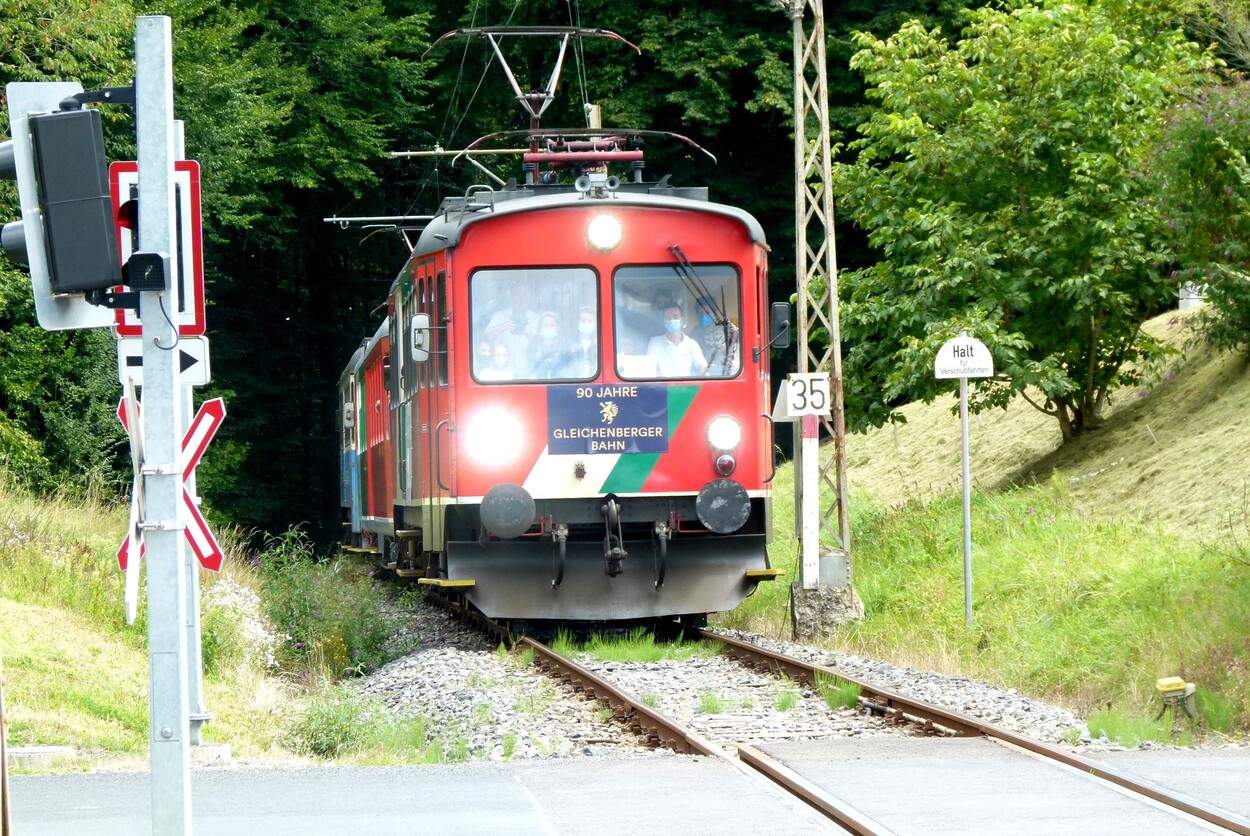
xmin=1151 ymin=83 xmax=1250 ymax=351
xmin=0 ymin=2 xmax=135 ymax=493
xmin=151 ymin=0 xmax=434 ymax=537
xmin=833 ymin=2 xmax=1213 ymax=440
xmin=1183 ymin=0 xmax=1250 ymax=73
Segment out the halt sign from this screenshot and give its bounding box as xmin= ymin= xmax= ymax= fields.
xmin=934 ymin=334 xmax=993 ymax=379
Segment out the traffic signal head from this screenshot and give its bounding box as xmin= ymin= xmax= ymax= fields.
xmin=2 ymin=81 xmax=117 ymax=330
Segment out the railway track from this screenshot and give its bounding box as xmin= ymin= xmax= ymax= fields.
xmin=427 ymin=595 xmax=1249 ymax=834
xmin=703 ymin=630 xmax=1250 ymax=835
xmin=517 ymin=633 xmax=888 ymax=835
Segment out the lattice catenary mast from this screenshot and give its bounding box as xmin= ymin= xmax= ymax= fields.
xmin=774 ymin=0 xmax=850 ymax=564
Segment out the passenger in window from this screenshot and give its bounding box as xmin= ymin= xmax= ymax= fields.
xmin=528 ymin=311 xmax=573 ymax=379
xmin=646 ymin=305 xmax=708 ymax=377
xmin=485 ymin=282 xmax=538 ymax=376
xmin=572 ymin=306 xmax=597 ymax=378
xmin=691 ymin=296 xmax=739 ymax=375
xmin=616 ymin=335 xmax=656 ymax=377
xmin=478 ymin=341 xmax=514 ymax=381
xmin=474 ymin=339 xmax=494 ymax=376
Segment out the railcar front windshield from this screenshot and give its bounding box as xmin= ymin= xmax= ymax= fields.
xmin=613 ymin=265 xmax=742 ymax=380
xmin=471 ymin=267 xmax=599 ymax=383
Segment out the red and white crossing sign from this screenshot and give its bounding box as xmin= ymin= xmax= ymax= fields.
xmin=116 ymin=396 xmax=226 ymax=572
xmin=109 ymin=160 xmax=206 ymax=337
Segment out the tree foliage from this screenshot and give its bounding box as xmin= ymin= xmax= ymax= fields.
xmin=833 ymin=1 xmax=1213 ymax=440
xmin=10 ymin=0 xmax=1218 ymax=521
xmin=0 ymin=2 xmax=135 ymax=493
xmin=1152 ymin=82 xmax=1250 ymax=350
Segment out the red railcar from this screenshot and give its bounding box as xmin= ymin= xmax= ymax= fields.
xmin=342 ymin=167 xmax=789 ymax=629
xmin=341 ymin=31 xmax=792 ymax=626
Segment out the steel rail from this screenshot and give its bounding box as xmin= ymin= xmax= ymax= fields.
xmin=415 ymin=594 xmax=916 ymax=831
xmin=703 ymin=630 xmax=1250 ymax=836
xmin=737 ymin=744 xmax=896 ymax=836
xmin=517 ymin=634 xmax=886 ymax=834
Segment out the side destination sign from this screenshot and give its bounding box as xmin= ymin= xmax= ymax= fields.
xmin=548 ymin=384 xmax=668 ymax=454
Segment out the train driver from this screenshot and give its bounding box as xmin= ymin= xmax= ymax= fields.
xmin=646 ymin=304 xmax=708 ymax=377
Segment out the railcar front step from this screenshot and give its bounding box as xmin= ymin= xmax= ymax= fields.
xmin=745 ymin=568 xmax=786 ymax=581
xmin=418 ymin=578 xmax=477 ymax=589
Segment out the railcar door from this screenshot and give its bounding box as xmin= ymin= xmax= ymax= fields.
xmin=394 ymin=278 xmax=416 ymax=506
xmin=417 ymin=267 xmax=453 ymax=561
xmin=339 ymin=372 xmax=361 ymax=537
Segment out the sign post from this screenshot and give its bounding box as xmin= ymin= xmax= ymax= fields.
xmin=934 ymin=332 xmax=994 ymax=626
xmin=134 ymin=16 xmax=192 ymax=833
xmin=773 ymin=372 xmax=832 ymax=589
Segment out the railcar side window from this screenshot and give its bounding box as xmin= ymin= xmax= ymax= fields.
xmin=437 ymin=272 xmax=449 ymax=387
xmin=470 ymin=267 xmax=599 ymax=383
xmin=613 ymin=265 xmax=742 ymax=380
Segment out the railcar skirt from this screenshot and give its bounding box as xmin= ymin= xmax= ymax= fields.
xmin=445 ymin=534 xmax=769 ymax=621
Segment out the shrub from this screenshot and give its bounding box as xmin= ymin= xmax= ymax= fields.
xmin=284 ymin=686 xmax=381 ymax=758
xmin=253 ymin=527 xmax=392 ymax=678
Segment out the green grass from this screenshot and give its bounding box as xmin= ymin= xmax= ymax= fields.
xmin=0 ymin=483 xmax=143 ymax=640
xmin=467 ymin=671 xmax=495 ymax=689
xmin=698 ymin=690 xmax=724 ymax=714
xmin=1086 ymin=708 xmax=1197 ymax=748
xmin=719 ymin=312 xmax=1250 ymax=743
xmin=512 ymin=646 xmax=536 ymax=668
xmin=794 ymin=478 xmax=1246 ymax=732
xmin=513 ymin=683 xmax=555 ymax=716
xmin=555 ymin=627 xmax=723 ymax=663
xmin=723 ymin=454 xmax=1250 ymax=740
xmin=817 ymin=673 xmax=861 ymax=711
xmin=772 ymin=681 xmax=799 ymax=712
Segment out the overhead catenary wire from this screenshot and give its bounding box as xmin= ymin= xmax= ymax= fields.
xmin=567 ymin=0 xmax=592 ymax=125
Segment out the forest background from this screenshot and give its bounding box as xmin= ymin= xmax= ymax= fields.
xmin=1 ymin=0 xmax=1247 ymax=543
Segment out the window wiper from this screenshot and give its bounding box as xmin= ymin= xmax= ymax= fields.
xmin=667 ymin=244 xmax=723 ymax=324
xmin=668 ymin=244 xmax=736 ymax=375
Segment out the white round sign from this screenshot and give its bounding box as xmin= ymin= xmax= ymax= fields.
xmin=934 ymin=335 xmax=993 ymax=379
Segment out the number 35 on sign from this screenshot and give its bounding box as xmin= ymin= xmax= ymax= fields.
xmin=774 ymin=372 xmax=832 ymax=420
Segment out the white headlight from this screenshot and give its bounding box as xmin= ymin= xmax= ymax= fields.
xmin=707 ymin=416 xmax=742 ymax=451
xmin=466 ymin=408 xmax=524 ymax=465
xmin=587 ymin=215 xmax=623 ymax=251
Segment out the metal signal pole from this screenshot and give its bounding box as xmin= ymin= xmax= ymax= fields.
xmin=775 ymin=0 xmax=851 ymax=568
xmin=136 ymin=16 xmax=193 ymax=833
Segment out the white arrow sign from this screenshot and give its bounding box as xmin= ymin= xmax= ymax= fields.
xmin=117 ymin=335 xmax=211 ymax=387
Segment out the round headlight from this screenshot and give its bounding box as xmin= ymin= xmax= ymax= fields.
xmin=466 ymin=408 xmax=524 ymax=465
xmin=707 ymin=416 xmax=742 ymax=451
xmin=587 ymin=215 xmax=623 ymax=251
